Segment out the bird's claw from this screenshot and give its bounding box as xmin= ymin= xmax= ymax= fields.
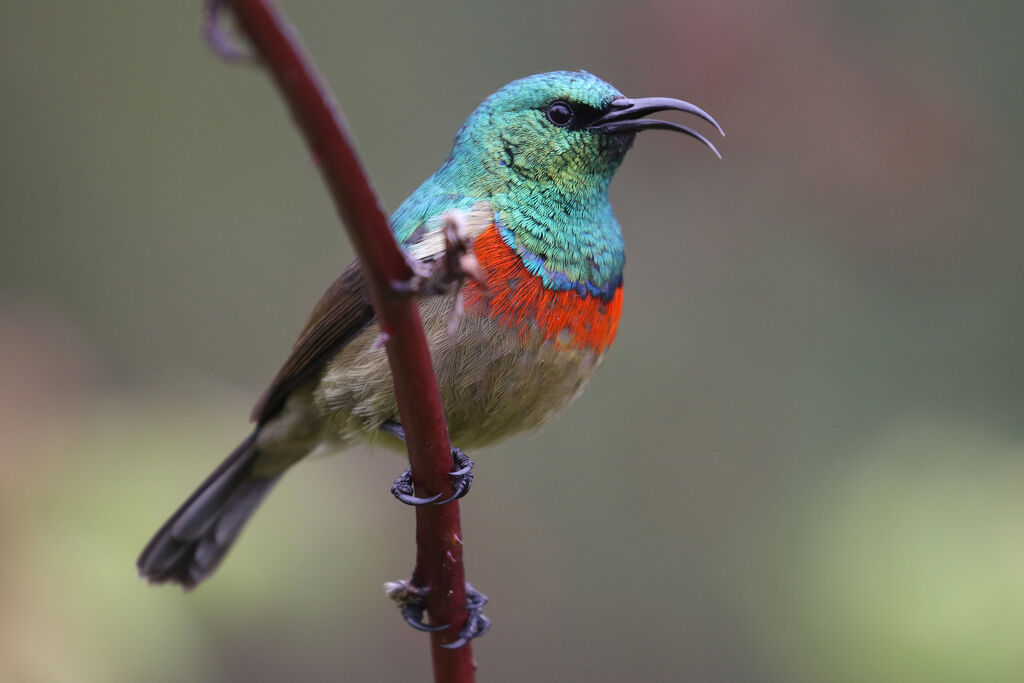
xmin=384 ymin=580 xmax=448 ymax=632
xmin=440 ymin=584 xmax=491 ymax=649
xmin=389 ymin=449 xmax=474 ymax=506
xmin=384 ymin=580 xmax=491 ymax=647
xmin=404 ymin=606 xmax=448 ymax=632
xmin=392 ymin=211 xmax=486 ymax=302
xmin=390 ymin=469 xmax=443 ymax=506
xmin=437 ymin=448 xmax=474 ymax=503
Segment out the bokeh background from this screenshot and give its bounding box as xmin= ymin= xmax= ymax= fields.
xmin=3 ymin=1 xmax=1023 ymax=681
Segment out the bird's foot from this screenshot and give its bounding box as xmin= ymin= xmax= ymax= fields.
xmin=392 ymin=211 xmax=487 ymax=333
xmin=384 ymin=580 xmax=447 ymax=633
xmin=390 ymin=447 xmax=474 ymax=506
xmin=382 ymin=422 xmax=475 ymax=506
xmin=384 ymin=580 xmax=491 ymax=648
xmin=441 ymin=584 xmax=491 ymax=649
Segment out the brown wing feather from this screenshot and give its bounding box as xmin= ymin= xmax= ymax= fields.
xmin=251 ymin=261 xmax=375 ymax=424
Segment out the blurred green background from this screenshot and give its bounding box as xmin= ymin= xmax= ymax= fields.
xmin=2 ymin=1 xmax=1023 ymax=681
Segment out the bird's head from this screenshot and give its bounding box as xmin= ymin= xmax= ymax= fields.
xmin=446 ymin=70 xmax=722 ymax=198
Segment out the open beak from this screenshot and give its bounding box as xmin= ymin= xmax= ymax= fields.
xmin=588 ymin=97 xmax=725 ymax=159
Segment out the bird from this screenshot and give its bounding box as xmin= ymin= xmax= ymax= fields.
xmin=137 ymin=70 xmax=722 ymax=589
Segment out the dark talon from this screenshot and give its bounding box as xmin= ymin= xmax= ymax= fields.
xmin=433 ymin=475 xmax=471 ymax=505
xmin=391 ymin=468 xmax=443 ymax=506
xmin=433 ymin=491 xmax=460 ymax=506
xmin=402 ymin=605 xmax=448 ymax=632
xmin=437 ymin=448 xmax=474 ymax=504
xmin=396 ymin=491 xmax=444 ymax=506
xmin=449 ymin=448 xmax=474 ymax=477
xmin=387 ymin=581 xmax=449 ymax=632
xmin=439 ymin=584 xmax=491 ymax=649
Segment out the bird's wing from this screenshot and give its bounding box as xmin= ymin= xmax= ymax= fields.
xmin=250 ymin=260 xmax=373 ymax=424
xmin=249 ymin=200 xmax=495 ymax=425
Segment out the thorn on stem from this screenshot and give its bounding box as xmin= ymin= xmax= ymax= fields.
xmin=203 ymin=0 xmax=258 ymax=63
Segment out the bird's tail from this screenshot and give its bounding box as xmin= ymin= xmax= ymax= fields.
xmin=137 ymin=431 xmax=280 ymax=589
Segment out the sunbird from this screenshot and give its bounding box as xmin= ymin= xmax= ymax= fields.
xmin=138 ymin=70 xmax=722 ymax=589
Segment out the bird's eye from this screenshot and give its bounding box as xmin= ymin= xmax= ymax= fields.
xmin=545 ymin=101 xmax=574 ymax=127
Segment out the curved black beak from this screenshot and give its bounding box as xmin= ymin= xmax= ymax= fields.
xmin=588 ymin=97 xmax=725 ymax=159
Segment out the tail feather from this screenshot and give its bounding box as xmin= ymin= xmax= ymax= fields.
xmin=137 ymin=432 xmax=280 ymax=589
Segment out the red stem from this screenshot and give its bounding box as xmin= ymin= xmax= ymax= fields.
xmin=218 ymin=1 xmax=475 ymax=679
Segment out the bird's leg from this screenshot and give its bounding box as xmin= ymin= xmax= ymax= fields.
xmin=384 ymin=580 xmax=491 ymax=647
xmin=381 ymin=420 xmax=488 ymax=644
xmin=381 ymin=421 xmax=475 ymax=506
